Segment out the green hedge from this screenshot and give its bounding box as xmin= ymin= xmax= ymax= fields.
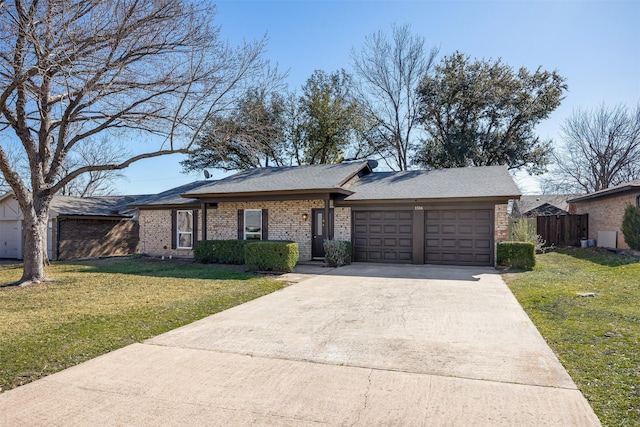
xmin=323 ymin=240 xmax=352 ymax=267
xmin=497 ymin=241 xmax=536 ymax=269
xmin=245 ymin=240 xmax=299 ymax=272
xmin=622 ymin=204 xmax=640 ymax=251
xmin=194 ymin=240 xmax=249 ymax=265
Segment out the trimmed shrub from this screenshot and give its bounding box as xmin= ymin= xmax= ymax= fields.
xmin=245 ymin=240 xmax=299 ymax=272
xmin=323 ymin=240 xmax=352 ymax=267
xmin=497 ymin=241 xmax=536 ymax=269
xmin=622 ymin=204 xmax=640 ymax=250
xmin=194 ymin=240 xmax=249 ymax=265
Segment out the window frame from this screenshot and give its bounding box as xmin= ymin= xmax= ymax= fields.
xmin=176 ymin=209 xmax=194 ymax=249
xmin=244 ymin=209 xmax=262 ymax=240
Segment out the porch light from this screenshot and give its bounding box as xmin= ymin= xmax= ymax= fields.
xmin=302 ymin=213 xmax=308 ymax=221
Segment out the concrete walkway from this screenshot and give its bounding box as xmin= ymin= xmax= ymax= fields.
xmin=0 ymin=263 xmax=600 ymax=426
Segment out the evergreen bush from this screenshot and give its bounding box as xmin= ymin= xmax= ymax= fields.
xmin=194 ymin=240 xmax=249 ymax=264
xmin=622 ymin=204 xmax=640 ymax=251
xmin=245 ymin=241 xmax=299 ymax=272
xmin=497 ymin=241 xmax=536 ymax=269
xmin=323 ymin=240 xmax=352 ymax=267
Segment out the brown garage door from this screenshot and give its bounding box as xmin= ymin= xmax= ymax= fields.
xmin=425 ymin=210 xmax=493 ymax=266
xmin=353 ymin=210 xmax=413 ymax=263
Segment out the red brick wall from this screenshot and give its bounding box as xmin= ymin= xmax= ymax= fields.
xmin=56 ymin=218 xmax=139 ymax=260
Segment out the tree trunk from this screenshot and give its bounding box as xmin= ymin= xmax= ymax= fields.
xmin=19 ymin=211 xmax=49 ymax=285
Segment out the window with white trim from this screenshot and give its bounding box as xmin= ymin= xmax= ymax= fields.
xmin=177 ymin=210 xmax=194 ymax=249
xmin=244 ymin=209 xmax=262 ymax=240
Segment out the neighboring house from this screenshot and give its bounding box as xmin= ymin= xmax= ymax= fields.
xmin=0 ymin=193 xmax=141 ymax=260
xmin=133 ymin=161 xmax=521 ymax=266
xmin=569 ymin=180 xmax=640 ymax=249
xmin=511 ymin=194 xmax=576 ymax=217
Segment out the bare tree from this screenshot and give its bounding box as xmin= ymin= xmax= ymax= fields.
xmin=351 ymin=24 xmax=439 ymax=170
xmin=0 ymin=0 xmax=269 ymax=285
xmin=57 ymin=136 xmax=127 ymax=197
xmin=543 ymin=103 xmax=640 ymax=193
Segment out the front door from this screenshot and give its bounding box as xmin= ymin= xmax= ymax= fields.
xmin=312 ymin=208 xmax=328 ymax=258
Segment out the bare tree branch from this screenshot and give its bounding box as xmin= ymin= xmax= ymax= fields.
xmin=543 ymin=103 xmax=640 ymax=193
xmin=0 ymin=0 xmax=269 ymax=283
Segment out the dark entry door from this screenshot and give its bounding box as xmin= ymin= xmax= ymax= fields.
xmin=312 ymin=208 xmax=329 ymax=258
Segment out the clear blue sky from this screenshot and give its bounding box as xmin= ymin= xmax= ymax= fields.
xmin=117 ymin=0 xmax=640 ymax=195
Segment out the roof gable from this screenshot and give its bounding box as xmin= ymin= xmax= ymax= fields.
xmin=513 ymin=194 xmax=574 ymax=216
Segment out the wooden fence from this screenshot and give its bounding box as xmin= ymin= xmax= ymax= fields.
xmin=536 ymin=214 xmax=589 ymax=247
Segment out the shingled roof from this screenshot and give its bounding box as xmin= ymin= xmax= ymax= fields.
xmin=343 ymin=166 xmax=521 ymax=201
xmin=568 ymin=180 xmax=640 ymax=203
xmin=182 ymin=162 xmax=371 ymax=198
xmin=512 ymin=194 xmax=575 ymax=217
xmin=128 ymin=181 xmax=211 ymax=207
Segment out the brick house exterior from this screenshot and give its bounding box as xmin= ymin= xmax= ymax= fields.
xmin=0 ymin=193 xmax=140 ymax=260
xmin=569 ymin=181 xmax=640 ymax=249
xmin=134 ymin=162 xmax=519 ymax=266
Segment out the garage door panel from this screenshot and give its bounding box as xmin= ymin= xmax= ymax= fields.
xmin=425 ymin=225 xmax=439 ymax=234
xmin=383 ymin=224 xmax=398 ymax=233
xmin=398 ymin=224 xmax=412 ymax=234
xmin=369 ymin=212 xmax=383 ymax=220
xmin=458 ymin=211 xmax=475 ymax=220
xmin=426 ymin=211 xmax=440 ymax=220
xmin=353 ymin=210 xmax=413 ymax=264
xmin=441 ymin=211 xmax=457 ymax=220
xmin=458 ymin=224 xmax=473 ymax=234
xmin=398 ymin=238 xmax=412 ymax=247
xmin=458 ymin=239 xmax=474 ymax=249
xmin=383 ymin=238 xmax=398 ymax=246
xmin=475 ymin=239 xmax=491 ymax=249
xmin=475 ymin=211 xmax=492 ymax=220
xmin=441 ymin=225 xmax=456 ymax=234
xmin=369 ymin=238 xmax=383 ymax=247
xmin=476 ymin=225 xmax=491 ymax=234
xmin=425 ymin=209 xmax=493 ymax=266
xmin=476 ymin=253 xmax=492 ymax=264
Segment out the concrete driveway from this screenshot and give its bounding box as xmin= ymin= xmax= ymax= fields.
xmin=0 ymin=263 xmax=600 ymax=426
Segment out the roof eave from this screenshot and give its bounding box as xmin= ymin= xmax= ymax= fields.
xmin=568 ymin=184 xmax=640 ymax=203
xmin=336 ymin=195 xmax=519 ymax=206
xmin=182 ymin=187 xmax=354 ymax=200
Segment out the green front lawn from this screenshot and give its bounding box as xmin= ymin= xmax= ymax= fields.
xmin=0 ymin=257 xmax=287 ymax=392
xmin=503 ymin=249 xmax=640 ymax=427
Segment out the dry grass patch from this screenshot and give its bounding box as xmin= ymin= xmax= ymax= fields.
xmin=0 ymin=257 xmax=287 ymax=392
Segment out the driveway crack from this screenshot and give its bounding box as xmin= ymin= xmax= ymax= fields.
xmin=350 ymin=369 xmax=373 ymax=426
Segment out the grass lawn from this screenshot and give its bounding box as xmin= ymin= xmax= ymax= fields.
xmin=0 ymin=257 xmax=288 ymax=393
xmin=503 ymin=248 xmax=640 ymax=427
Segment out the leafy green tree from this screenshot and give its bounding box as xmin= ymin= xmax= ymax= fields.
xmin=182 ymin=87 xmax=288 ymax=171
xmin=415 ymin=52 xmax=567 ymax=173
xmin=622 ymin=204 xmax=640 ymax=251
xmin=299 ymin=69 xmax=366 ymax=164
